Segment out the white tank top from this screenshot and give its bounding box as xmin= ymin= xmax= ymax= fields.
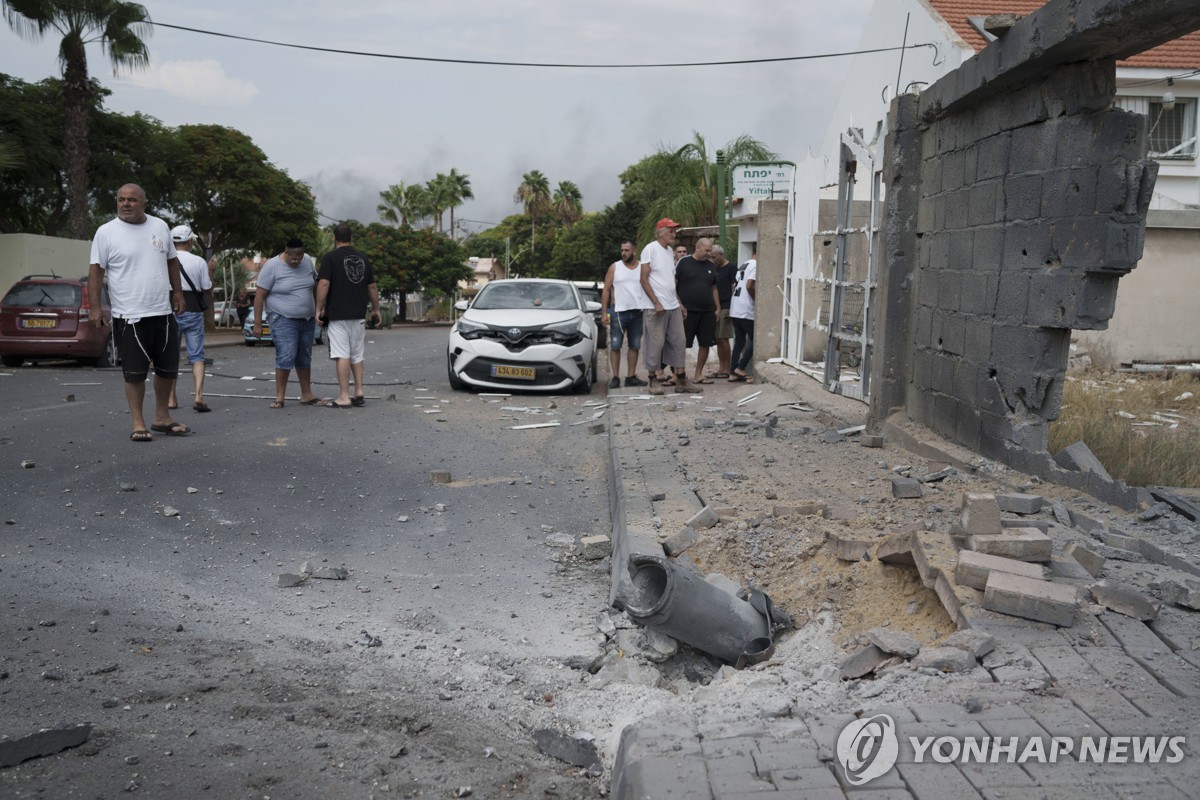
xmin=612 ymin=260 xmax=649 ymax=312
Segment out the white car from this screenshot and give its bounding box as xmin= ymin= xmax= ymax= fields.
xmin=448 ymin=278 xmax=599 ymax=393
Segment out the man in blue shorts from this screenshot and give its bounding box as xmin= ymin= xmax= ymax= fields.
xmin=167 ymin=225 xmax=213 ymax=413
xmin=253 ymin=239 xmax=325 ymax=408
xmin=601 ymin=240 xmax=649 ymax=389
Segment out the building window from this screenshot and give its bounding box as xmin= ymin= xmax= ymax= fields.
xmin=1116 ymin=95 xmax=1197 ymax=160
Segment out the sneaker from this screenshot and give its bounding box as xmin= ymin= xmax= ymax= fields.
xmin=648 ymin=377 xmax=665 ymax=396
xmin=608 ymin=377 xmax=620 ymax=389
xmin=624 ymin=376 xmax=647 ymax=387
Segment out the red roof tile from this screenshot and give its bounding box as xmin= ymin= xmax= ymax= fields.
xmin=925 ymin=0 xmax=1200 ymax=69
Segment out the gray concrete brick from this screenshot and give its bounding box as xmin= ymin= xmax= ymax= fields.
xmin=909 ymin=702 xmax=1030 ymax=723
xmin=956 ymin=549 xmax=1047 ymax=591
xmin=721 ymin=789 xmax=847 ymax=800
xmin=1063 ymin=541 xmax=1105 ymax=577
xmin=1098 ymin=612 xmax=1172 ymax=656
xmin=842 ymin=790 xmax=914 ymax=800
xmin=1129 ymin=650 xmax=1200 ymax=700
xmin=1019 ymin=757 xmax=1161 ymax=787
xmin=841 ymin=644 xmax=889 ymax=679
xmin=1010 ymin=121 xmax=1059 ymax=173
xmin=1074 ymin=645 xmax=1179 ymax=709
xmin=707 ymin=755 xmax=775 ymax=796
xmin=958 ymin=760 xmax=1039 ymax=792
xmin=763 ymin=765 xmax=840 ymax=790
xmin=753 ymin=737 xmax=825 ymax=773
xmin=897 ymin=763 xmax=982 ymax=800
xmin=895 ymin=720 xmax=991 ymax=765
xmin=892 ymin=477 xmax=924 ymax=499
xmin=961 ymin=492 xmax=1002 ymax=535
xmin=995 ymin=493 xmax=1042 ymax=515
xmin=967 ymin=529 xmax=1053 ymax=563
xmin=969 ymin=181 xmax=1003 ymax=227
xmin=971 ymin=225 xmax=1005 ymax=273
xmin=803 ymin=713 xmax=858 ymax=763
xmin=1089 ymin=580 xmax=1161 ymax=621
xmin=980 ymin=788 xmax=1121 ymax=800
xmin=612 ymin=755 xmax=713 ymax=800
xmin=984 ymin=572 xmax=1078 ymax=626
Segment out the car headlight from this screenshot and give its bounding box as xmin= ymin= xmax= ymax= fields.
xmin=542 ymin=319 xmax=583 ymax=336
xmin=456 ymin=318 xmax=488 ymax=340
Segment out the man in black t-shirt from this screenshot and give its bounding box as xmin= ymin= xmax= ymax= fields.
xmin=674 ymin=237 xmax=720 ymax=384
xmin=711 ymin=244 xmax=736 ymax=378
xmin=315 ymin=223 xmax=381 ymax=409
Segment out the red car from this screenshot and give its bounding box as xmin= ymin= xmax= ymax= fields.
xmin=0 ymin=274 xmax=118 ymax=367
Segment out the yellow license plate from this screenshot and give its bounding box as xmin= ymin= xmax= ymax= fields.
xmin=492 ymin=365 xmax=536 ymax=380
xmin=20 ymin=319 xmax=56 ymax=329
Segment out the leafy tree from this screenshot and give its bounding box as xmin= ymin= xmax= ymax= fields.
xmin=426 ymin=172 xmax=454 ymax=233
xmin=547 ymin=212 xmax=604 ymax=282
xmin=552 ymin=180 xmax=583 ymax=226
xmin=2 ymin=0 xmax=152 ymax=238
xmin=0 ymin=73 xmax=175 ymax=236
xmin=593 ymin=196 xmax=647 ymax=265
xmin=165 ymin=124 xmax=319 ymax=256
xmin=376 ymin=182 xmax=407 ymax=226
xmin=358 ymin=223 xmax=470 ymax=302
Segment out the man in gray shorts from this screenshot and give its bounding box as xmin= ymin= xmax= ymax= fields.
xmin=639 ymin=218 xmax=700 ymax=396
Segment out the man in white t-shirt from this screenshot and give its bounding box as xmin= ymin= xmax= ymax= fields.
xmin=88 ymin=184 xmax=188 ymax=442
xmin=728 ymin=245 xmax=757 ymax=383
xmin=167 ymin=225 xmax=214 ymax=414
xmin=639 ymin=218 xmax=700 ymax=396
xmin=600 ymin=240 xmax=649 ymax=390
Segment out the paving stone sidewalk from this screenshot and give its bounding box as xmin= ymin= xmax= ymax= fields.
xmin=603 ymin=366 xmax=1200 ymax=800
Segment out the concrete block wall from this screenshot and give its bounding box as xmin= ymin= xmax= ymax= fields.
xmin=871 ymin=0 xmax=1200 ymax=483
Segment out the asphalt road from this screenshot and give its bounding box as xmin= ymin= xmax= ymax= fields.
xmin=1 ymin=324 xmax=613 ymax=798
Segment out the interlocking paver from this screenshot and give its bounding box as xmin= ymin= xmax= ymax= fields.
xmin=707 ymin=755 xmax=777 ymax=796
xmin=957 ymin=760 xmax=1039 ymax=791
xmin=1097 ymin=612 xmax=1172 ymax=655
xmin=897 ymin=762 xmax=983 ymax=800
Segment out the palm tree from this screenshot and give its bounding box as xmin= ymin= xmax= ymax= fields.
xmin=402 ymin=183 xmax=432 ymax=229
xmin=632 ymin=131 xmax=778 ymax=242
xmin=513 ymin=170 xmax=551 ymax=255
xmin=446 ymin=167 xmax=472 ymax=239
xmin=552 ymin=181 xmax=583 ymax=227
xmin=377 ymin=182 xmax=407 ymax=226
xmin=426 ymin=172 xmax=457 ymax=233
xmin=3 ymin=0 xmax=152 ymax=238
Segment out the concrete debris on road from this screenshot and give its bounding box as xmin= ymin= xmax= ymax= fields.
xmin=0 ymin=723 xmax=92 ymax=768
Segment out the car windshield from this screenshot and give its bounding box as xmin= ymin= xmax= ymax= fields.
xmin=473 ymin=282 xmax=579 ymax=311
xmin=2 ymin=282 xmax=81 ymax=308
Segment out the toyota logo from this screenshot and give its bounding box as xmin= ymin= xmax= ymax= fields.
xmin=507 ymin=327 xmax=522 ymax=338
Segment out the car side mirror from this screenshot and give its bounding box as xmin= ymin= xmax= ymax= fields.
xmin=584 ymin=301 xmax=601 ymax=312
xmin=454 ymin=300 xmax=470 ymax=311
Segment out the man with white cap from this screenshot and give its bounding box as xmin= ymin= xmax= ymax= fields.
xmin=167 ymin=224 xmax=213 ymax=413
xmin=640 ymin=218 xmax=699 ymax=395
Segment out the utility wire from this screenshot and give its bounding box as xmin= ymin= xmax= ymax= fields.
xmin=150 ymin=20 xmax=938 ymax=69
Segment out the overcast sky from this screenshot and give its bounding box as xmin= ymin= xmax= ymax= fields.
xmin=0 ymin=0 xmax=883 ymax=234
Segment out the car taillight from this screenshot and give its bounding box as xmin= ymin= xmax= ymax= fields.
xmin=79 ymin=291 xmax=90 ymax=313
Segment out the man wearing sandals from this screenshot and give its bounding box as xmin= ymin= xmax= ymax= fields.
xmin=728 ymin=245 xmax=757 ymax=383
xmin=167 ymin=225 xmax=213 ymax=414
xmin=639 ymin=218 xmax=700 ymax=396
xmin=316 ymin=223 xmax=381 ymax=409
xmin=253 ymin=239 xmax=325 ymax=408
xmin=88 ymin=184 xmax=190 ymax=442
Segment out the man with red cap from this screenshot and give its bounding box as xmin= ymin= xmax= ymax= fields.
xmin=639 ymin=218 xmax=700 ymax=395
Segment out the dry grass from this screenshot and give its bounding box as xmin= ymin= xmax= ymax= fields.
xmin=1049 ymin=372 xmax=1200 ymax=488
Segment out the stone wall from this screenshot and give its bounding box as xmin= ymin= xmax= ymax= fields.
xmin=869 ymin=0 xmax=1200 ymax=498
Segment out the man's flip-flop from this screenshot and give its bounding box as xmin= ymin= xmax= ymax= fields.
xmin=324 ymin=400 xmax=353 ymax=409
xmin=130 ymin=429 xmax=152 ymax=442
xmin=193 ymin=401 xmax=211 ymax=413
xmin=269 ymin=400 xmax=285 ymax=409
xmin=693 ymin=378 xmax=714 ymax=384
xmin=728 ymin=374 xmax=748 ymax=382
xmin=300 ymin=398 xmax=326 ymax=406
xmin=150 ymin=422 xmax=191 ymax=436
xmin=351 ymin=396 xmax=365 ymax=407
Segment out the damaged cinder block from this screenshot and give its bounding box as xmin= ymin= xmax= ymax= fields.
xmin=1089 ymin=580 xmax=1161 ymax=621
xmin=983 ymin=572 xmax=1079 ymax=627
xmin=996 ymin=493 xmax=1043 ymax=514
xmin=960 ymin=492 xmax=1002 ymax=535
xmin=0 ymin=723 xmax=93 ymax=768
xmin=1064 ymin=541 xmax=1105 ymax=577
xmin=876 ymin=531 xmax=917 ymax=566
xmin=966 ymin=528 xmax=1052 ymax=562
xmin=659 ymin=528 xmax=696 ymax=558
xmin=831 ymin=533 xmax=873 ymax=562
xmin=686 ymin=506 xmax=720 ymax=530
xmin=955 ymin=549 xmax=1047 ymax=591
xmin=772 ymin=501 xmax=826 ymax=518
xmin=840 ymin=644 xmax=889 ymax=679
xmin=580 ymin=534 xmax=613 ymax=560
xmin=1148 ymin=577 xmax=1200 ymax=610
xmin=891 ymin=477 xmax=924 ymax=499
xmin=1054 ymin=441 xmax=1113 ymax=482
